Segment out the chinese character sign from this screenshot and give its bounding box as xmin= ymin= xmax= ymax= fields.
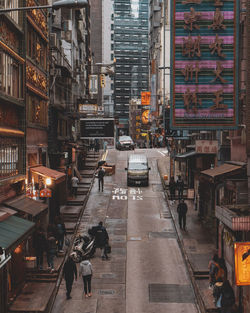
xmin=141 ymin=92 xmax=151 ymax=106
xmin=171 ymin=0 xmax=239 ymax=129
xmin=195 ymin=140 xmax=218 ymax=154
xmin=234 ymin=242 xmax=250 ymax=286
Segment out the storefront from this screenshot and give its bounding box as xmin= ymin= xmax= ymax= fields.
xmin=30 ymin=166 xmax=66 ymax=222
xmin=0 ymin=209 xmax=35 ymax=313
xmin=198 ymin=163 xmax=246 ymax=227
xmin=215 ymin=205 xmax=250 ymax=313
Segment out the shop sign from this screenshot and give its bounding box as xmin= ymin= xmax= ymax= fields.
xmin=141 ymin=92 xmax=151 ymax=106
xmin=171 ymin=0 xmax=239 ymax=129
xmin=234 ymin=242 xmax=250 ymax=286
xmin=195 ymin=140 xmax=218 ymax=154
xmin=79 ymin=104 xmax=98 ymax=113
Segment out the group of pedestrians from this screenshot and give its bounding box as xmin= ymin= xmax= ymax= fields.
xmin=62 ymin=221 xmax=110 ymax=300
xmin=209 ymin=253 xmax=236 ymax=313
xmin=169 ymin=175 xmax=185 ymax=201
xmin=33 ymin=216 xmax=67 ymax=272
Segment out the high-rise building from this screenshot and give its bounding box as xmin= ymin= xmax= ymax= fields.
xmin=114 ymin=0 xmax=149 ymax=134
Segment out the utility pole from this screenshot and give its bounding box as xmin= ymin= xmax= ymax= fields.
xmin=247 ymin=1 xmax=250 ymax=206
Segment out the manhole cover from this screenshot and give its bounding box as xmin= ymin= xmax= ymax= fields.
xmin=149 ymin=232 xmax=176 ymax=239
xmin=99 ymin=289 xmax=115 ymax=295
xmin=129 ymin=237 xmax=141 ymax=241
xmin=149 ymin=284 xmax=194 ymax=303
xmin=101 ymin=273 xmax=116 ymax=278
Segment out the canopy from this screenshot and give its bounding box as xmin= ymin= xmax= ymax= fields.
xmin=0 ymin=215 xmax=35 ymax=254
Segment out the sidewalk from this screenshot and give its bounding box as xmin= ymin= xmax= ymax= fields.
xmin=158 ymin=157 xmax=219 ymax=313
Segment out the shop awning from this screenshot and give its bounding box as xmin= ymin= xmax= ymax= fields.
xmin=4 ymin=195 xmax=48 ymax=218
xmin=175 ymin=150 xmax=196 ymax=159
xmin=201 ymin=163 xmax=243 ymax=179
xmin=0 ymin=215 xmax=35 ymax=254
xmin=30 ymin=166 xmax=66 ymax=181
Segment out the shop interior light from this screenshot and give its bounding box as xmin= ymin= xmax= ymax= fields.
xmin=14 ymin=245 xmax=22 ymax=254
xmin=45 ymin=177 xmax=52 ymax=186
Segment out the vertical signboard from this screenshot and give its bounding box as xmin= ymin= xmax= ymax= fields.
xmin=234 ymin=242 xmax=250 ymax=286
xmin=171 ymin=0 xmax=239 ymax=129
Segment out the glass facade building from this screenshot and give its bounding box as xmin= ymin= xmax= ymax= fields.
xmin=114 ymin=0 xmax=149 ymax=130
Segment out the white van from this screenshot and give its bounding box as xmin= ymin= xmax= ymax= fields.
xmin=125 ymin=154 xmax=150 ymax=186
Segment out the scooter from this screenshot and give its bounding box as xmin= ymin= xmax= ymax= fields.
xmin=70 ymin=234 xmax=95 ymax=263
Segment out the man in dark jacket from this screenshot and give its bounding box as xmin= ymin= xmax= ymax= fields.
xmin=94 ymin=221 xmax=109 ymax=260
xmin=176 ymin=175 xmax=184 ymax=200
xmin=177 ymin=199 xmax=188 ymax=230
xmin=33 ymin=227 xmax=47 ymax=270
xmin=97 ymin=167 xmax=105 ymax=192
xmin=63 ymin=255 xmax=77 ymax=299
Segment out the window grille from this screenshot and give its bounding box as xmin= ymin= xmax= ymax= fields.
xmin=0 ymin=138 xmax=23 ymax=179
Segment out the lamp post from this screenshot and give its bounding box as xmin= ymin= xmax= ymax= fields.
xmin=0 ymin=0 xmax=88 ymax=13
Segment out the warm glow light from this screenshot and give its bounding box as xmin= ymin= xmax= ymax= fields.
xmin=45 ymin=177 xmax=52 ymax=186
xmin=234 ymin=242 xmax=250 ymax=286
xmin=14 ymin=245 xmax=22 ymax=254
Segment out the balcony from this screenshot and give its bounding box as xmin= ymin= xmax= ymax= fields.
xmin=216 ymin=205 xmax=250 ymax=231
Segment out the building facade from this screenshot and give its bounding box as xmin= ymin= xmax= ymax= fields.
xmin=114 ymin=0 xmax=149 ymax=135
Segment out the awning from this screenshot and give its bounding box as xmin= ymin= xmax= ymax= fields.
xmin=0 ymin=126 xmax=24 ymax=137
xmin=0 ymin=206 xmax=17 ymax=217
xmin=30 ymin=166 xmax=66 ymax=182
xmin=0 ymin=215 xmax=35 ymax=254
xmin=175 ymin=150 xmax=196 ymax=160
xmin=4 ymin=195 xmax=48 ymax=219
xmin=201 ymin=163 xmax=243 ymax=180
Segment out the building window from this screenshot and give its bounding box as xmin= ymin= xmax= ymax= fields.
xmin=27 ymin=94 xmax=48 ymax=127
xmin=0 ymin=51 xmax=23 ymax=99
xmin=0 ymin=138 xmax=23 ymax=179
xmin=2 ymin=0 xmax=20 ymax=25
xmin=27 ymin=26 xmax=47 ymax=70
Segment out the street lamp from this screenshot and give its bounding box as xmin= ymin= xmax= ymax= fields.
xmin=0 ymin=0 xmax=88 ymax=13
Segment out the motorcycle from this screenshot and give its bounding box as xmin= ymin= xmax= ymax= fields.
xmin=70 ymin=234 xmax=95 ymax=262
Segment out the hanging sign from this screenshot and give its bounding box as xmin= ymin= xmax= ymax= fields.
xmin=171 ymin=0 xmax=239 ymax=129
xmin=234 ymin=242 xmax=250 ymax=286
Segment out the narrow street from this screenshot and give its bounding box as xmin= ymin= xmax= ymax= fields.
xmin=51 ymin=148 xmax=199 ymax=313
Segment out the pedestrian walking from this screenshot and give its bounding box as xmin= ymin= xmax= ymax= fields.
xmin=79 ymin=259 xmax=93 ymax=298
xmin=208 ymin=253 xmax=219 ymax=287
xmin=97 ymin=166 xmax=105 ymax=192
xmin=169 ymin=176 xmax=176 ymax=201
xmin=94 ymin=139 xmax=100 ymax=152
xmin=33 ymin=227 xmax=47 ymax=270
xmin=176 ymin=175 xmax=184 ymax=200
xmin=46 ymin=235 xmax=57 ymax=272
xmin=177 ymin=199 xmax=188 ymax=230
xmin=94 ymin=221 xmax=109 ymax=260
xmin=71 ymin=175 xmax=79 ymax=198
xmin=63 ymin=255 xmax=77 ymax=300
xmin=55 ymin=216 xmax=66 ymax=252
xmin=213 ymin=279 xmax=235 ymax=313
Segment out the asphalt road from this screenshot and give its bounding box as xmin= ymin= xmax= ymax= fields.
xmin=51 ymin=148 xmax=199 ymax=313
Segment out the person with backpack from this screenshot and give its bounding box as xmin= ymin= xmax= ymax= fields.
xmin=79 ymin=259 xmax=93 ymax=298
xmin=97 ymin=166 xmax=105 ymax=192
xmin=94 ymin=221 xmax=109 ymax=260
xmin=63 ymin=255 xmax=77 ymax=300
xmin=214 ymin=279 xmax=235 ymax=313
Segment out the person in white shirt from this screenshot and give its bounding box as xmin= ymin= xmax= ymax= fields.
xmin=79 ymin=259 xmax=93 ymax=298
xmin=71 ymin=176 xmax=79 ymax=198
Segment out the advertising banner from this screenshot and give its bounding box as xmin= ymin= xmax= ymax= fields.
xmin=171 ymin=0 xmax=239 ymax=129
xmin=80 ymin=119 xmax=114 ymax=138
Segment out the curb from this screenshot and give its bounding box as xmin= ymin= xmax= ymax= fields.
xmin=157 ymin=159 xmax=205 ymax=313
xmin=47 ymin=156 xmax=99 ymax=313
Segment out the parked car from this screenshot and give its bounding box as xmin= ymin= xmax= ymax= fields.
xmin=116 ymin=136 xmax=135 ymax=150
